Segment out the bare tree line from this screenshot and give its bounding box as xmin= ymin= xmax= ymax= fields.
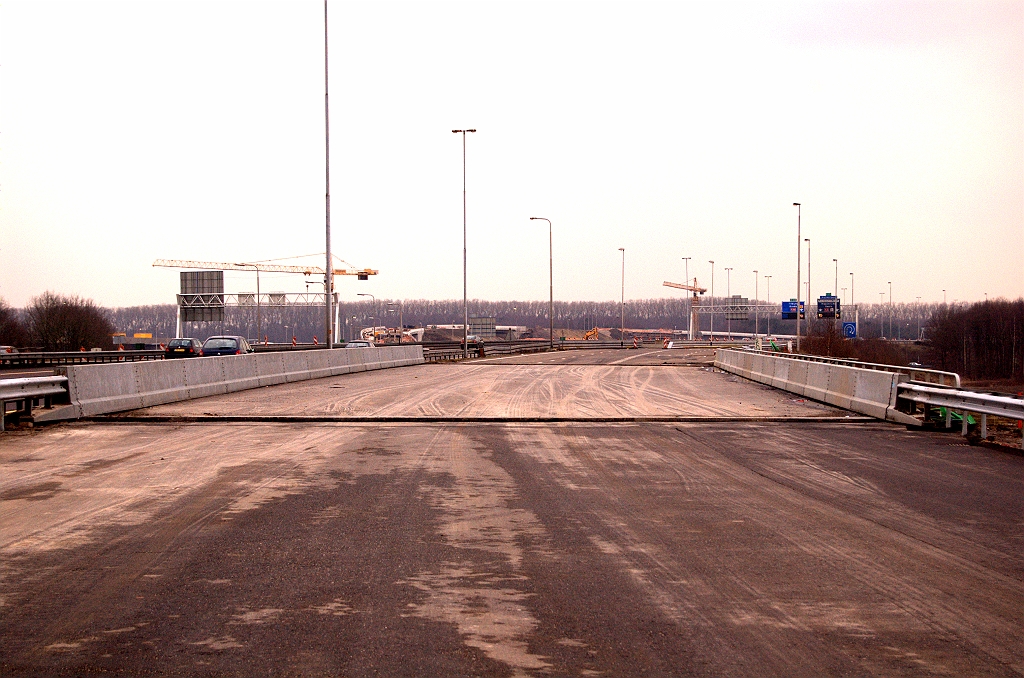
xmin=926 ymin=299 xmax=1024 ymax=381
xmin=2 ymin=292 xmax=1021 ymax=385
xmin=0 ymin=295 xmax=980 ymax=345
xmin=0 ymin=293 xmax=114 ymax=351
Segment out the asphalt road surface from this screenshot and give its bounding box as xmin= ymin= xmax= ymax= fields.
xmin=1 ymin=350 xmax=1022 ymax=676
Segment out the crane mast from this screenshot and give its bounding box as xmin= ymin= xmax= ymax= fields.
xmin=663 ymin=280 xmax=707 ymax=341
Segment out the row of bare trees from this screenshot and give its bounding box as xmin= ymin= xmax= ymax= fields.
xmin=0 ymin=293 xmax=114 ymax=351
xmin=925 ymin=299 xmax=1024 ymax=381
xmin=2 ymin=293 xmax=1021 ymax=383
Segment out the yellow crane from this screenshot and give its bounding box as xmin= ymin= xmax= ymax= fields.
xmin=154 ymin=258 xmax=377 ymax=341
xmin=153 ymin=259 xmax=377 ymax=279
xmin=663 ymin=279 xmax=707 ymax=341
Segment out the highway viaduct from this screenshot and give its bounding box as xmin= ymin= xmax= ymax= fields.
xmin=1 ymin=348 xmax=1022 ymax=676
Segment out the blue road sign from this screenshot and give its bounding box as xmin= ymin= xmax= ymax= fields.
xmin=842 ymin=322 xmax=857 ymax=338
xmin=782 ymin=301 xmax=805 ymax=320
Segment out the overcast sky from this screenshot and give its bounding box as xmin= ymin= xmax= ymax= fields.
xmin=1 ymin=0 xmax=1021 ymax=310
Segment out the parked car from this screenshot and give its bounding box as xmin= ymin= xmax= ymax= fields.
xmin=460 ymin=334 xmax=483 ymax=349
xmin=343 ymin=340 xmax=374 ymax=348
xmin=165 ymin=337 xmax=202 ymax=359
xmin=201 ymin=335 xmax=254 ymax=357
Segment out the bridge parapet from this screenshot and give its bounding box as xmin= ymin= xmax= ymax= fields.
xmin=715 ymin=348 xmax=918 ymax=425
xmin=32 ymin=346 xmax=424 ymax=423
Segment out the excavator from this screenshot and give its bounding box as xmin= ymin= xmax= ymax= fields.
xmin=662 ymin=279 xmax=708 ymax=340
xmin=583 ymin=327 xmax=599 ymax=340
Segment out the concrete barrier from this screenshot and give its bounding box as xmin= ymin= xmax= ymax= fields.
xmin=328 ymin=349 xmax=352 ymax=376
xmin=66 ymin=362 xmax=144 ymax=417
xmin=715 ymin=349 xmax=918 ymax=425
xmin=138 ymin=360 xmax=190 ymax=408
xmin=35 ymin=346 xmax=424 ymax=423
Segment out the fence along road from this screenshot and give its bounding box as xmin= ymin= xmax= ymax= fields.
xmin=0 ymin=347 xmax=1021 ymax=676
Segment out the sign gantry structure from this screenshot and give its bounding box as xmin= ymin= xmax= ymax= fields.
xmin=153 ymin=258 xmax=378 ymax=340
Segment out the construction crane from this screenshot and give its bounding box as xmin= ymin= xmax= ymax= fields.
xmin=153 ymin=259 xmax=377 ymax=279
xmin=154 ymin=258 xmax=377 ymax=341
xmin=663 ymin=280 xmax=707 ymax=341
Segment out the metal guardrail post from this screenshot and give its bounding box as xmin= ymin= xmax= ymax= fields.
xmin=0 ymin=376 xmax=68 ymax=432
xmin=897 ymin=383 xmax=1024 ymax=448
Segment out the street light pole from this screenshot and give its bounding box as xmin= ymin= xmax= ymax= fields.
xmin=452 ymin=128 xmax=476 ymax=358
xmin=753 ymin=270 xmax=759 ymax=337
xmin=916 ymin=296 xmax=921 ymax=340
xmin=793 ymin=203 xmax=801 ymax=351
xmin=805 ymin=237 xmax=811 ymax=335
xmin=879 ymin=292 xmax=885 ymax=337
xmin=765 ymin=275 xmax=771 ymax=337
xmin=832 ymin=258 xmax=838 ymax=297
xmin=888 ymin=281 xmax=893 ymax=339
xmin=708 ymin=260 xmax=715 ymax=342
xmin=682 ymin=257 xmax=691 ymax=339
xmin=725 ymin=267 xmax=732 ymax=339
xmin=358 ymin=293 xmax=375 ymax=343
xmin=530 ymin=217 xmax=553 ymax=350
xmin=323 ymin=0 xmax=334 ymax=348
xmin=619 ymin=248 xmax=625 ymax=347
xmin=387 ymin=301 xmax=404 ymax=343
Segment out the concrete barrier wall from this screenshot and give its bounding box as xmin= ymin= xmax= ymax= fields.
xmin=714 ymin=349 xmax=918 ymax=425
xmin=41 ymin=346 xmax=424 ymax=421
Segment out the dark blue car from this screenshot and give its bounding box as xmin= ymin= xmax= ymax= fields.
xmin=165 ymin=337 xmax=202 ymax=359
xmin=201 ymin=335 xmax=254 ymax=357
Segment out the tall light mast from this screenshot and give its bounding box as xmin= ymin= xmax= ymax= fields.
xmin=324 ymin=0 xmax=334 ymax=345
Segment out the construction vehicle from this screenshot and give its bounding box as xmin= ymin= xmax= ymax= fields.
xmin=662 ymin=279 xmax=708 ymax=340
xmin=583 ymin=327 xmax=599 ymax=340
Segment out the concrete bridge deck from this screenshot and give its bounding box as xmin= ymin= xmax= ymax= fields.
xmin=120 ymin=349 xmax=845 ymax=421
xmin=1 ymin=348 xmax=1021 ymax=676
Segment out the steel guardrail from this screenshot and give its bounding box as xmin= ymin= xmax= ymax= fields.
xmin=897 ymin=383 xmax=1024 ymax=449
xmin=0 ymin=350 xmax=165 ymax=368
xmin=898 ymin=384 xmax=1024 ymax=420
xmin=0 ymin=375 xmax=68 ymax=431
xmin=740 ymin=347 xmax=960 ymax=388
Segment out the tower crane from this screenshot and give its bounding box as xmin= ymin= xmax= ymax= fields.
xmin=153 ymin=258 xmax=377 ymax=341
xmin=153 ymin=259 xmax=377 ymax=279
xmin=663 ymin=279 xmax=707 ymax=341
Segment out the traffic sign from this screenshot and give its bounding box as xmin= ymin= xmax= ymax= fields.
xmin=842 ymin=322 xmax=857 ymax=338
xmin=817 ymin=294 xmax=841 ymax=319
xmin=781 ymin=300 xmax=805 ymax=320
